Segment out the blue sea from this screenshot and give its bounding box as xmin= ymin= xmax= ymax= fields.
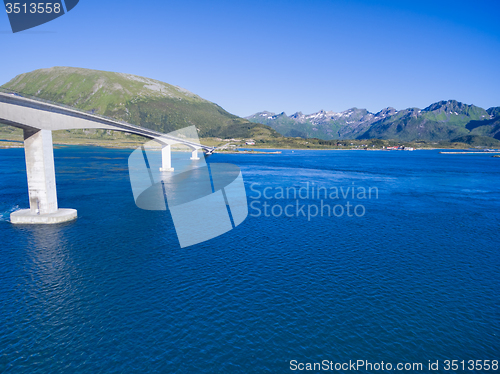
xmin=0 ymin=147 xmax=499 ymax=373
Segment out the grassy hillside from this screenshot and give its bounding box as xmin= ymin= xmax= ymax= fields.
xmin=450 ymin=135 xmax=500 ymax=147
xmin=1 ymin=67 xmax=279 ymax=140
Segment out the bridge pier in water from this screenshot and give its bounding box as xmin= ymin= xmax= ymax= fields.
xmin=10 ymin=129 xmax=77 ymax=224
xmin=190 ymin=149 xmax=200 ymax=160
xmin=159 ymin=144 xmax=174 ymax=172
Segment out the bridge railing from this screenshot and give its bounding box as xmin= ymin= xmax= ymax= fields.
xmin=0 ymin=86 xmax=167 ymax=136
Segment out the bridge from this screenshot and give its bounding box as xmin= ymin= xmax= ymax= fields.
xmin=0 ymin=90 xmax=215 ymax=224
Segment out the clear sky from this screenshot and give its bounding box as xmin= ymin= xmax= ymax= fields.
xmin=1 ymin=0 xmax=499 ymax=117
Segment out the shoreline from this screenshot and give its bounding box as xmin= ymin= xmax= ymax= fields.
xmin=0 ymin=138 xmax=493 ymax=153
xmin=218 ymin=147 xmax=473 ymax=152
xmin=0 ymin=139 xmax=142 ymax=150
xmin=0 ymin=143 xmax=481 ymax=152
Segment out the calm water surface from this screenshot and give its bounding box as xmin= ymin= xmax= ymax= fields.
xmin=0 ymin=147 xmax=499 ymax=373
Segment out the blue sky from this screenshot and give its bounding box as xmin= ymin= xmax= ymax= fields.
xmin=1 ymin=0 xmax=499 ymax=116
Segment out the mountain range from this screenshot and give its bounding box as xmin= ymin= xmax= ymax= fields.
xmin=247 ymin=101 xmax=500 ymax=142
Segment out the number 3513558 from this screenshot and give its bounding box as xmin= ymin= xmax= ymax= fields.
xmin=5 ymin=3 xmax=62 ymax=14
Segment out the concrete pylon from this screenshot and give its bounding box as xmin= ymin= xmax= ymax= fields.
xmin=159 ymin=144 xmax=174 ymax=172
xmin=190 ymin=149 xmax=200 ymax=160
xmin=10 ymin=129 xmax=77 ymax=224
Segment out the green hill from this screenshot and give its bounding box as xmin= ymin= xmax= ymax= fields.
xmin=450 ymin=135 xmax=500 ymax=147
xmin=465 ymin=107 xmax=500 ymax=140
xmin=1 ymin=67 xmax=278 ymax=140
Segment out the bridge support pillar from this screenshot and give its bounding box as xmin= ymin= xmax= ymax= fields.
xmin=190 ymin=149 xmax=200 ymax=160
xmin=10 ymin=129 xmax=77 ymax=224
xmin=159 ymin=144 xmax=174 ymax=172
